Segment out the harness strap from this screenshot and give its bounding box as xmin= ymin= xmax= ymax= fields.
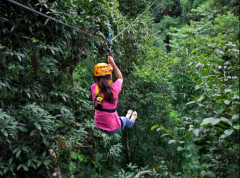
xmin=94 ymin=85 xmax=117 ymax=113
xmin=95 ymin=105 xmax=116 ymax=113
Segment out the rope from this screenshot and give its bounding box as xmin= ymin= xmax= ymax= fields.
xmin=112 ymin=0 xmax=157 ymax=41
xmin=5 ymin=0 xmax=107 ymax=43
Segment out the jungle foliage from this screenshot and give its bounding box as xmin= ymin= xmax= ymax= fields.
xmin=0 ymin=0 xmax=239 ymax=177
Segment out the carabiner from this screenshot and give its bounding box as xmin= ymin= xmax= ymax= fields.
xmin=107 ymin=33 xmax=113 ymax=56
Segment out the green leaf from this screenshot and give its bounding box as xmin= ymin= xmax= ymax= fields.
xmin=224 ymin=129 xmax=233 ymax=136
xmin=225 ymin=89 xmax=232 ymax=93
xmin=186 ymin=101 xmax=196 ymax=105
xmin=23 ymin=165 xmax=28 ymax=171
xmin=151 ymin=125 xmax=157 ymax=130
xmin=22 ymin=146 xmax=29 ymax=152
xmin=200 ymin=117 xmax=220 ymax=126
xmin=177 ymin=146 xmax=184 ymax=151
xmin=217 ymin=108 xmax=224 ymax=114
xmin=18 ymin=126 xmax=28 ymax=132
xmin=224 ymin=100 xmax=231 ymax=105
xmin=44 ymin=19 xmax=50 ymax=25
xmin=179 ymin=141 xmax=185 ymax=144
xmin=35 ymin=112 xmax=44 ymax=119
xmin=13 ymin=147 xmax=20 ymax=153
xmin=220 ymin=134 xmax=227 ymax=139
xmin=232 ymin=114 xmax=239 ymax=120
xmin=216 ymin=122 xmax=229 ymax=128
xmin=161 ymin=133 xmax=170 ymax=138
xmin=200 ymin=170 xmax=207 ymax=178
xmin=233 ymin=125 xmax=239 ymax=130
xmin=214 ymin=127 xmax=223 ymax=132
xmin=165 ymin=129 xmax=171 ymax=133
xmin=27 ymin=160 xmax=32 ymax=167
xmin=11 ymin=25 xmax=16 ymax=32
xmin=30 ymin=130 xmax=36 ymax=136
xmin=42 ymin=151 xmax=47 ymax=159
xmin=178 ymin=127 xmax=185 ymax=130
xmin=220 ymin=117 xmax=232 ymax=126
xmin=207 ymin=171 xmax=215 ymax=177
xmin=46 ymin=68 xmax=50 ymax=74
xmin=196 ymin=96 xmax=204 ymax=102
xmin=195 ymin=85 xmax=203 ymax=90
xmin=17 ymin=164 xmax=23 ymax=171
xmin=8 ymin=158 xmax=13 ymax=165
xmin=170 ymin=134 xmax=178 ymax=138
xmin=168 ymin=140 xmax=176 ymax=144
xmin=37 ymin=161 xmax=42 ymax=167
xmin=233 ymin=143 xmax=239 ymax=148
xmin=43 ymin=159 xmax=51 ymax=166
xmin=78 ymin=156 xmax=83 ymax=162
xmin=2 ymin=130 xmax=8 ymax=137
xmin=192 ymin=129 xmax=200 ymax=136
xmin=16 ymin=150 xmax=21 ymax=158
xmin=190 ymin=75 xmax=198 ymax=79
xmin=29 ymin=26 xmax=33 ymax=33
xmin=35 ymin=122 xmax=41 ymax=130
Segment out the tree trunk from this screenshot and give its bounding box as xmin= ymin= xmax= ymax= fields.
xmin=31 ymin=53 xmax=40 ymax=75
xmin=48 ymin=149 xmax=62 ymax=178
xmin=164 ymin=4 xmax=169 ymax=15
xmin=68 ymin=66 xmax=74 ymax=86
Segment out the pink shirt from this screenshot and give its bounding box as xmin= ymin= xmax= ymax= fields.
xmin=91 ymin=80 xmax=122 ymax=131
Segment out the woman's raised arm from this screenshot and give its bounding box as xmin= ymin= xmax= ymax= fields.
xmin=108 ymin=56 xmax=123 ymax=84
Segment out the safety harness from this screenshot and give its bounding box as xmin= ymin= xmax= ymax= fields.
xmin=94 ymin=84 xmax=117 ymax=113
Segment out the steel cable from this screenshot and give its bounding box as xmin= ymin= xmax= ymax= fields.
xmin=4 ymin=0 xmax=107 ymax=42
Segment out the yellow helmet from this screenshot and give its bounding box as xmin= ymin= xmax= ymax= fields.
xmin=94 ymin=63 xmax=111 ymax=76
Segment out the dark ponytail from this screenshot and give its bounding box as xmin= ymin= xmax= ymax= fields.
xmin=96 ymin=75 xmax=116 ymax=104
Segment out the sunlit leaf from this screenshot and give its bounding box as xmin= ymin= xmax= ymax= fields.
xmin=200 ymin=117 xmax=220 ymax=126
xmin=168 ymin=140 xmax=176 ymax=144
xmin=224 ymin=129 xmax=233 ymax=136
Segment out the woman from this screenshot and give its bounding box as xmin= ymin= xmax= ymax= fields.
xmin=91 ymin=56 xmax=137 ymax=134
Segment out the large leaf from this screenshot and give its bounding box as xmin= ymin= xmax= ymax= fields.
xmin=219 ymin=117 xmax=232 ymax=126
xmin=177 ymin=146 xmax=184 ymax=151
xmin=200 ymin=117 xmax=220 ymax=126
xmin=168 ymin=140 xmax=176 ymax=144
xmin=192 ymin=129 xmax=200 ymax=136
xmin=224 ymin=129 xmax=233 ymax=136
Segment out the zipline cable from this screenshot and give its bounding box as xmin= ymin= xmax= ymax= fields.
xmin=112 ymin=0 xmax=157 ymax=41
xmin=4 ymin=0 xmax=107 ymax=43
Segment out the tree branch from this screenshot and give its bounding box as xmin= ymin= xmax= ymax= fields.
xmin=134 ymin=170 xmax=152 ymax=178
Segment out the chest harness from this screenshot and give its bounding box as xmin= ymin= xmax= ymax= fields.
xmin=94 ymin=84 xmax=117 ymax=113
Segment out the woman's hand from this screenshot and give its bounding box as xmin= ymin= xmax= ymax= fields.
xmin=107 ymin=55 xmax=123 ymax=84
xmin=108 ymin=56 xmax=115 ymax=65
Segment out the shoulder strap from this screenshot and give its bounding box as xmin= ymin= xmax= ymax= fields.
xmin=94 ymin=84 xmax=117 ymax=113
xmin=96 ymin=85 xmax=104 ymax=96
xmin=95 ymin=80 xmax=113 ymax=94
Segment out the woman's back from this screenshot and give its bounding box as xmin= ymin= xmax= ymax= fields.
xmin=91 ymin=80 xmax=122 ymax=131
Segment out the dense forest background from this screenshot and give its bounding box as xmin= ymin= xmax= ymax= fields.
xmin=0 ymin=0 xmax=239 ymax=177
